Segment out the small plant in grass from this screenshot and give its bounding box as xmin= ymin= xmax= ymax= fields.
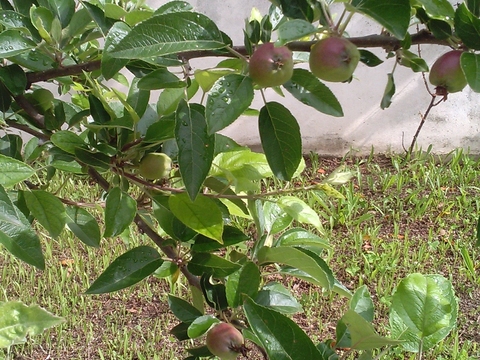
xmin=0 ymin=0 xmax=476 ymax=358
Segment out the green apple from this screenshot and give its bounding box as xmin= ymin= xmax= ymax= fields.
xmin=248 ymin=42 xmax=294 ymax=87
xmin=429 ymin=50 xmax=467 ymax=95
xmin=206 ymin=322 xmax=247 ymax=360
xmin=309 ymin=37 xmax=360 ymax=82
xmin=138 ymin=152 xmax=172 ymax=180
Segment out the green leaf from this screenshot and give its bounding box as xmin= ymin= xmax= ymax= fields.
xmin=276 ymin=19 xmax=316 ymax=45
xmin=175 ymin=101 xmax=215 ymax=200
xmin=137 ymin=68 xmax=186 ymax=90
xmin=0 ymin=154 xmax=35 ymax=187
xmin=88 ymin=94 xmax=111 ymax=124
xmin=144 ymin=115 xmax=175 ymax=142
xmin=389 ymin=273 xmax=458 ymax=352
xmin=152 ymin=195 xmax=197 ymax=242
xmin=188 ymin=253 xmax=241 ymax=278
xmin=200 ymin=274 xmax=228 ymax=310
xmin=168 ymin=294 xmax=203 ymax=323
xmin=467 ymin=0 xmax=480 ymax=16
xmin=0 ymin=184 xmax=44 ymax=269
xmin=74 ymin=148 xmax=111 ymax=171
xmin=169 ymin=193 xmax=223 ymax=242
xmin=85 ymin=246 xmax=163 ymax=294
xmin=359 ymin=49 xmax=384 ymax=67
xmin=380 ymin=73 xmax=395 ymax=109
xmin=156 ymin=1 xmax=193 ymax=14
xmin=258 ymin=246 xmax=333 ymax=290
xmin=244 ymin=297 xmax=322 ymax=359
xmin=205 ymin=74 xmax=254 ymax=134
xmin=82 ymin=2 xmax=115 ymax=36
xmin=259 ymin=101 xmax=302 ymax=181
xmin=455 ymin=4 xmax=480 ymax=50
xmin=226 ymin=261 xmax=261 ymax=308
xmin=350 ymin=0 xmax=410 ymax=39
xmin=0 ymin=82 xmax=12 ymax=111
xmin=65 ymin=206 xmax=101 ymax=247
xmin=109 ymin=12 xmax=226 ymax=59
xmin=399 ymin=49 xmax=429 ymax=72
xmin=204 ymin=177 xmax=249 ymax=216
xmin=50 ymin=130 xmax=86 ymax=154
xmin=0 ymin=301 xmax=64 ymax=348
xmin=42 ymin=0 xmax=75 ymax=28
xmin=0 ymin=29 xmax=36 ymax=58
xmin=461 ymin=52 xmax=480 ymax=92
xmin=191 ymin=225 xmax=249 ymax=252
xmin=276 ymin=227 xmax=331 ymax=251
xmin=350 ymin=285 xmax=374 ymax=322
xmin=0 ymin=64 xmax=26 ymax=95
xmin=254 ymin=282 xmax=303 ymax=314
xmin=30 ymin=5 xmax=54 ymax=44
xmin=283 ymin=69 xmax=343 ymax=117
xmin=278 ymin=0 xmax=314 ymax=22
xmin=103 ymin=187 xmax=137 ymax=238
xmin=277 ymin=196 xmax=323 ymax=231
xmin=102 ymin=21 xmax=130 ymax=80
xmin=24 ymin=190 xmax=65 ymax=238
xmin=476 ymin=215 xmax=480 ymax=246
xmin=263 ymin=201 xmax=293 ymax=236
xmin=339 ymin=309 xmax=402 ymax=350
xmin=412 ymin=0 xmax=455 ymax=20
xmin=194 ymin=69 xmax=234 ymax=92
xmin=0 ymin=10 xmax=39 ymax=39
xmin=187 ymin=315 xmax=219 ymax=339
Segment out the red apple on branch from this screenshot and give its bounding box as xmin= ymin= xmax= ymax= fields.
xmin=248 ymin=42 xmax=294 ymax=88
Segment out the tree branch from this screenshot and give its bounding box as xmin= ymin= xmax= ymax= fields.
xmin=87 ymin=166 xmax=201 ymax=290
xmin=22 ymin=31 xmax=448 ymax=86
xmin=5 ymin=119 xmax=50 ymax=142
xmin=13 ymin=94 xmax=45 ymax=128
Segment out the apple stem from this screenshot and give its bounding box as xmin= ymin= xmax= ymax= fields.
xmin=260 ymin=88 xmax=267 ymax=105
xmin=337 ymin=12 xmax=355 ymax=37
xmin=226 ymin=46 xmax=250 ymax=62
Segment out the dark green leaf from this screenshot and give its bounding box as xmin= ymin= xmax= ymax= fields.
xmin=0 ymin=134 xmax=22 ymax=160
xmin=0 ymin=184 xmax=44 ymax=269
xmin=50 ymin=130 xmax=86 ymax=154
xmin=399 ymin=49 xmax=429 ymax=72
xmin=137 ymin=68 xmax=186 ymax=90
xmin=126 ymin=79 xmax=150 ymax=118
xmin=467 ymin=0 xmax=480 ymax=17
xmin=359 ymin=49 xmax=384 ymax=67
xmin=283 ymin=68 xmax=343 ymax=117
xmin=103 ymin=187 xmax=137 ymax=238
xmin=102 ymin=21 xmax=130 ymax=80
xmin=0 ymin=64 xmax=26 ymax=95
xmin=187 ymin=315 xmax=219 ymax=339
xmin=156 ymin=1 xmax=193 ymax=14
xmin=191 ymin=225 xmax=249 ymax=252
xmin=200 ymin=274 xmax=228 ymax=310
xmin=461 ymin=52 xmax=480 ymax=92
xmin=205 ymin=74 xmax=254 ymax=134
xmin=82 ymin=1 xmax=115 ymax=35
xmin=109 ymin=12 xmax=226 ymax=59
xmin=188 ymin=253 xmax=241 ymax=278
xmin=428 ymin=19 xmax=452 ymax=40
xmin=455 ymin=4 xmax=480 ymax=50
xmin=0 ymin=29 xmax=36 ymax=57
xmin=144 ymin=115 xmax=175 ymax=142
xmin=0 ymin=82 xmax=12 ymax=111
xmin=74 ymin=148 xmax=110 ymax=170
xmin=169 ymin=322 xmax=191 ymax=341
xmin=413 ymin=0 xmax=454 ymax=19
xmin=351 ymin=0 xmax=410 ymax=39
xmin=277 ymin=19 xmax=316 ymax=44
xmin=65 ymin=206 xmax=101 ymax=247
xmin=40 ymin=0 xmax=75 ymax=28
xmin=24 ymin=190 xmax=65 ymax=238
xmin=278 ymin=0 xmax=314 ymax=22
xmin=226 ymin=261 xmax=261 ymax=308
xmin=276 ymin=227 xmax=331 ymax=251
xmin=259 ymin=101 xmax=301 ymax=181
xmin=244 ymin=297 xmax=322 ymax=359
xmin=0 ymin=10 xmax=39 ymax=40
xmin=88 ymin=94 xmax=111 ymax=124
xmin=175 ymin=101 xmax=215 ymax=200
xmin=380 ymin=73 xmax=395 ymax=109
xmin=204 ymin=177 xmax=249 ymax=215
xmin=85 ymin=246 xmax=163 ymax=294
xmin=168 ymin=294 xmax=203 ymax=323
xmin=254 ymin=282 xmax=303 ymax=314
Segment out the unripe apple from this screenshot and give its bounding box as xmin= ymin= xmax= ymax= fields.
xmin=309 ymin=37 xmax=360 ymax=82
xmin=429 ymin=50 xmax=467 ymax=94
xmin=138 ymin=152 xmax=172 ymax=180
xmin=248 ymin=42 xmax=294 ymax=87
xmin=206 ymin=322 xmax=247 ymax=360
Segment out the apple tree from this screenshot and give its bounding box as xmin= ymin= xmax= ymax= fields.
xmin=0 ymin=0 xmax=472 ymax=358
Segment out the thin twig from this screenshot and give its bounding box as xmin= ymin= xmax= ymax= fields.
xmin=408 ymin=95 xmax=443 ymax=154
xmin=5 ymin=119 xmax=50 ymax=141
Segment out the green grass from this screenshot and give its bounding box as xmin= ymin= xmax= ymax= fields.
xmin=2 ymin=149 xmax=480 ymax=359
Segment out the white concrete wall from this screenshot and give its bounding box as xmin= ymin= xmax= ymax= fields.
xmin=152 ymin=1 xmax=480 ymax=155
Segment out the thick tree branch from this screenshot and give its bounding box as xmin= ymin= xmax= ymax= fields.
xmin=87 ymin=166 xmax=201 ymax=290
xmin=13 ymin=94 xmax=45 ymax=128
xmin=23 ymin=31 xmax=448 ymax=87
xmin=5 ymin=119 xmax=50 ymax=142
